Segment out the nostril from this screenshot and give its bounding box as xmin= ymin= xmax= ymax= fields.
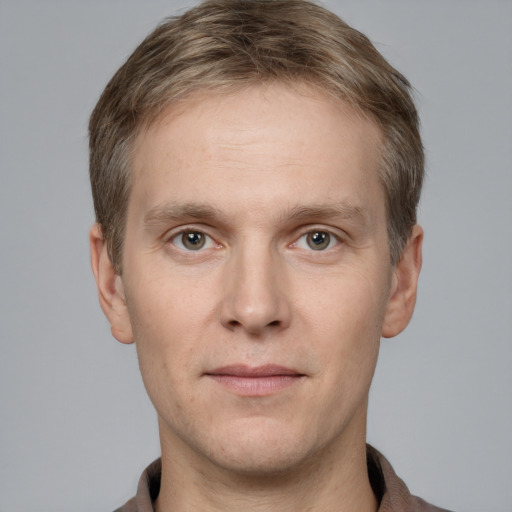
xmin=225 ymin=318 xmax=280 ymax=331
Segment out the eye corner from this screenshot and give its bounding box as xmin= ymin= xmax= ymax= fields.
xmin=169 ymin=229 xmax=219 ymax=252
xmin=291 ymin=228 xmax=342 ymax=252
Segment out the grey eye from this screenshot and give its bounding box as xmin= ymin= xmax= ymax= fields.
xmin=170 ymin=230 xmax=217 ymax=252
xmin=181 ymin=231 xmax=206 ymax=250
xmin=306 ymin=231 xmax=331 ymax=250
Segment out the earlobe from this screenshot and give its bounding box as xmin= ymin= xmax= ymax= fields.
xmin=381 ymin=225 xmax=423 ymax=339
xmin=89 ymin=224 xmax=134 ymax=344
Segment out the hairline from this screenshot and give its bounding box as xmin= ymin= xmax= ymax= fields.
xmin=112 ymin=78 xmax=396 ymax=274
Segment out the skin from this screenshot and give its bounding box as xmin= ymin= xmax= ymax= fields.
xmin=91 ymin=84 xmax=422 ymax=512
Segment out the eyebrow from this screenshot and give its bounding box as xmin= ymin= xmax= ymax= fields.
xmin=284 ymin=204 xmax=370 ymax=225
xmin=144 ymin=202 xmax=226 ymax=227
xmin=143 ymin=201 xmax=370 ymax=228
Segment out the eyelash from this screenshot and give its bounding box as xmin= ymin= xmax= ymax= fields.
xmin=167 ymin=227 xmax=342 ymax=253
xmin=292 ymin=229 xmax=341 ymax=252
xmin=169 ymin=229 xmax=218 ymax=251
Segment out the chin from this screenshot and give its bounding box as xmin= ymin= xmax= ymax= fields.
xmin=211 ymin=445 xmax=310 ymax=477
xmin=196 ymin=417 xmax=324 ymax=477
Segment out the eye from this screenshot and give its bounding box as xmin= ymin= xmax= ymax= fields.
xmin=171 ymin=230 xmax=216 ymax=251
xmin=295 ymin=230 xmax=339 ymax=251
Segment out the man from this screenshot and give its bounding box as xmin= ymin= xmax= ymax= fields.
xmin=89 ymin=1 xmax=450 ymax=510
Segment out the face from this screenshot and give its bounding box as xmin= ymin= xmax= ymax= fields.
xmin=92 ymin=84 xmax=422 ymax=476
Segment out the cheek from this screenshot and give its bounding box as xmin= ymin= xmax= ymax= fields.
xmin=123 ymin=281 xmax=193 ymax=399
xmin=304 ymin=266 xmax=388 ymax=338
xmin=302 ymin=269 xmax=387 ymax=381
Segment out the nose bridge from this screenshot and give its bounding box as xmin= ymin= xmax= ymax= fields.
xmin=220 ymin=235 xmax=290 ymax=334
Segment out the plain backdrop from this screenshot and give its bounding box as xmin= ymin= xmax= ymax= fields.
xmin=1 ymin=1 xmax=511 ymax=511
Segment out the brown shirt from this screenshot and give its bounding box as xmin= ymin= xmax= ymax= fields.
xmin=114 ymin=445 xmax=452 ymax=512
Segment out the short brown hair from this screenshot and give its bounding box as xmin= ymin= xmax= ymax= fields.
xmin=89 ymin=0 xmax=423 ymax=272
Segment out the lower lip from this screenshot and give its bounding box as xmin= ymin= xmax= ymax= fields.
xmin=207 ymin=375 xmax=303 ymax=396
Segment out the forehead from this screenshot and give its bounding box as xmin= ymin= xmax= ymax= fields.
xmin=142 ymin=83 xmax=382 ymax=156
xmin=130 ymin=84 xmax=385 ymax=222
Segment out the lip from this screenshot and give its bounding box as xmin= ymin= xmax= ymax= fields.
xmin=205 ymin=365 xmax=305 ymax=396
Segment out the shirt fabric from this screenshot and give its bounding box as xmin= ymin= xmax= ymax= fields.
xmin=114 ymin=445 xmax=452 ymax=512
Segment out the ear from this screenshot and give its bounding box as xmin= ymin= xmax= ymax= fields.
xmin=382 ymin=224 xmax=423 ymax=338
xmin=89 ymin=224 xmax=134 ymax=344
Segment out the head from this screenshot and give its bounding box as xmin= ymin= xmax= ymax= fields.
xmin=89 ymin=0 xmax=423 ymax=274
xmin=89 ymin=0 xmax=424 ymax=484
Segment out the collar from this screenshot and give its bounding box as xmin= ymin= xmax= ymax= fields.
xmin=116 ymin=445 xmax=450 ymax=512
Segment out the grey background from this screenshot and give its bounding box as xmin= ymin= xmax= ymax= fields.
xmin=1 ymin=1 xmax=511 ymax=510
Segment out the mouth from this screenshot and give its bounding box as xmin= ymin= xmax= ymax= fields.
xmin=205 ymin=364 xmax=305 ymax=396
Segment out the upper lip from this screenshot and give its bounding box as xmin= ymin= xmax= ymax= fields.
xmin=206 ymin=364 xmax=303 ymax=377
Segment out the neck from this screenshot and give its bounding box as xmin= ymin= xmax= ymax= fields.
xmin=155 ymin=413 xmax=377 ymax=512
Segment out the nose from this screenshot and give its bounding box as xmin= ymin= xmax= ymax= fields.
xmin=219 ymin=242 xmax=291 ymax=336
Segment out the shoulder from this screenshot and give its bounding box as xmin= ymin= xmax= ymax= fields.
xmin=367 ymin=445 xmax=453 ymax=512
xmin=112 ymin=458 xmax=161 ymax=512
xmin=113 ymin=497 xmax=138 ymax=512
xmin=412 ymin=495 xmax=453 ymax=512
